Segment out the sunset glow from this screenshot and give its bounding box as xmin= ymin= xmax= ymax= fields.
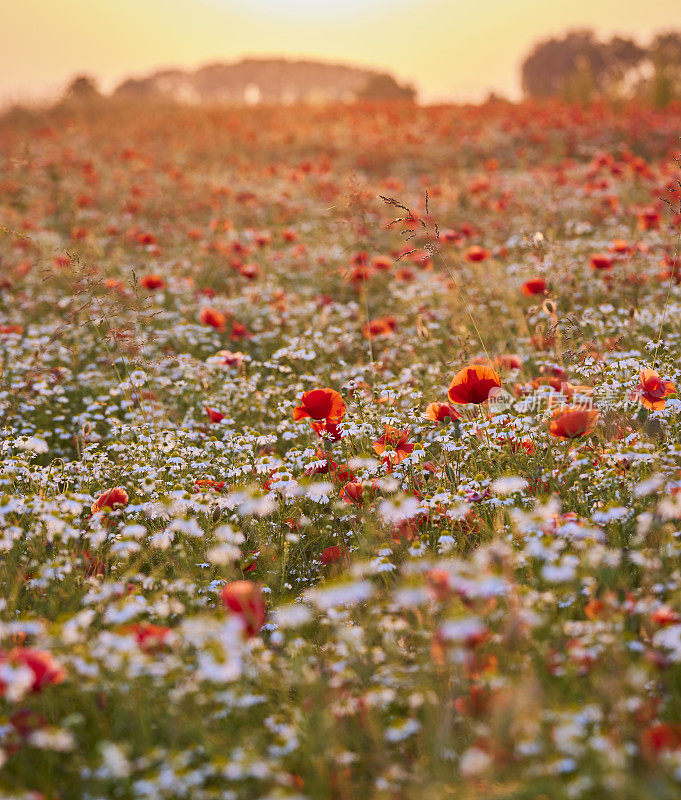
xmin=4 ymin=0 xmax=680 ymax=103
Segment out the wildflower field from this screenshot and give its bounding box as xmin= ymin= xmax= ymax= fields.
xmin=1 ymin=98 xmax=681 ymax=799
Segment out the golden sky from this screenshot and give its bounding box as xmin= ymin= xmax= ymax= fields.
xmin=3 ymin=0 xmax=680 ymax=103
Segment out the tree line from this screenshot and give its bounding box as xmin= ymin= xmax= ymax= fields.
xmin=521 ymin=29 xmax=681 ymax=107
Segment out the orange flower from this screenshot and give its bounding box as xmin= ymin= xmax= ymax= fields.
xmin=293 ymin=388 xmax=346 ymax=423
xmin=372 ymin=425 xmax=415 ymax=464
xmin=521 ymin=277 xmax=547 ymax=296
xmin=448 ymin=364 xmax=501 ymax=405
xmin=221 ymin=581 xmax=266 ymax=637
xmin=630 ymin=369 xmax=676 ymax=410
xmin=91 ymin=486 xmax=129 ymax=514
xmin=549 ymin=406 xmax=599 ymax=439
xmin=424 ymin=402 xmax=460 ymax=423
xmin=199 ymin=306 xmax=227 ymax=331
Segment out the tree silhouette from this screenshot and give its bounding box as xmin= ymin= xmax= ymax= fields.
xmin=521 ymin=30 xmax=646 ymax=102
xmin=649 ymin=32 xmax=681 ymax=107
xmin=356 ymin=74 xmax=416 ymax=101
xmin=64 ymin=75 xmax=101 ymax=102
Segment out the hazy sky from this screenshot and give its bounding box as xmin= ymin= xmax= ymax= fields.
xmin=3 ymin=0 xmax=680 ymax=104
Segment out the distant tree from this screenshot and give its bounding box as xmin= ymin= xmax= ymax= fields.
xmin=484 ymin=91 xmax=511 ymax=104
xmin=356 ymin=74 xmax=416 ymax=102
xmin=649 ymin=32 xmax=681 ymax=108
xmin=64 ymin=75 xmax=101 ymax=102
xmin=521 ymin=30 xmax=646 ymax=102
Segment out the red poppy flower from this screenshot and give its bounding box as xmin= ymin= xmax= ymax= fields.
xmin=363 ymin=316 xmax=397 ymax=339
xmin=293 ymin=388 xmax=346 ymax=423
xmin=91 ymin=486 xmax=129 ymax=514
xmin=311 ymin=420 xmax=344 ymax=441
xmin=372 ymin=426 xmax=415 ymax=464
xmin=1 ymin=648 xmax=66 ymax=694
xmin=641 ymin=723 xmax=681 ymax=760
xmin=220 ymin=581 xmax=266 ymax=637
xmin=589 ymin=253 xmax=613 ymax=271
xmin=199 ymin=307 xmax=227 ymax=331
xmin=521 ymin=277 xmax=547 ymax=296
xmin=347 ymin=265 xmax=372 ymax=285
xmin=321 ymin=545 xmax=349 ymax=565
xmin=104 ymin=278 xmax=128 ymax=295
xmin=217 ymin=349 xmax=244 ymax=367
xmin=549 ymin=406 xmax=599 ymax=439
xmin=229 ymin=322 xmax=252 ymax=340
xmin=333 ymin=463 xmax=355 ymax=484
xmin=395 ymin=267 xmax=415 ymax=282
xmin=371 ymin=255 xmax=393 ymax=271
xmin=609 ymin=239 xmax=630 ymax=254
xmin=389 ymin=518 xmax=418 ymax=544
xmin=136 ymin=232 xmax=158 ymax=246
xmin=304 ymin=449 xmax=334 ymax=476
xmin=494 ymin=354 xmax=522 ymax=370
xmin=124 ymin=622 xmax=172 ymax=653
xmin=239 ymin=262 xmax=260 ymax=280
xmin=658 ymin=254 xmax=681 ymax=284
xmin=465 ymin=245 xmax=491 ymax=262
xmin=424 ymin=402 xmax=460 ymax=423
xmin=205 ymin=406 xmax=225 ymax=423
xmin=638 ymin=208 xmax=661 ymax=231
xmin=194 ymin=479 xmax=226 ymax=492
xmin=83 ymin=549 xmax=105 ymax=577
xmin=630 ymin=369 xmax=676 ymax=410
xmin=652 ymin=606 xmax=680 ymax=626
xmin=340 ymin=481 xmax=364 ymax=505
xmin=448 ymin=364 xmax=501 ymax=405
xmin=8 ymin=709 xmax=47 ymax=743
xmin=531 ymin=375 xmax=563 ymax=393
xmin=140 ymin=274 xmax=166 ymax=290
